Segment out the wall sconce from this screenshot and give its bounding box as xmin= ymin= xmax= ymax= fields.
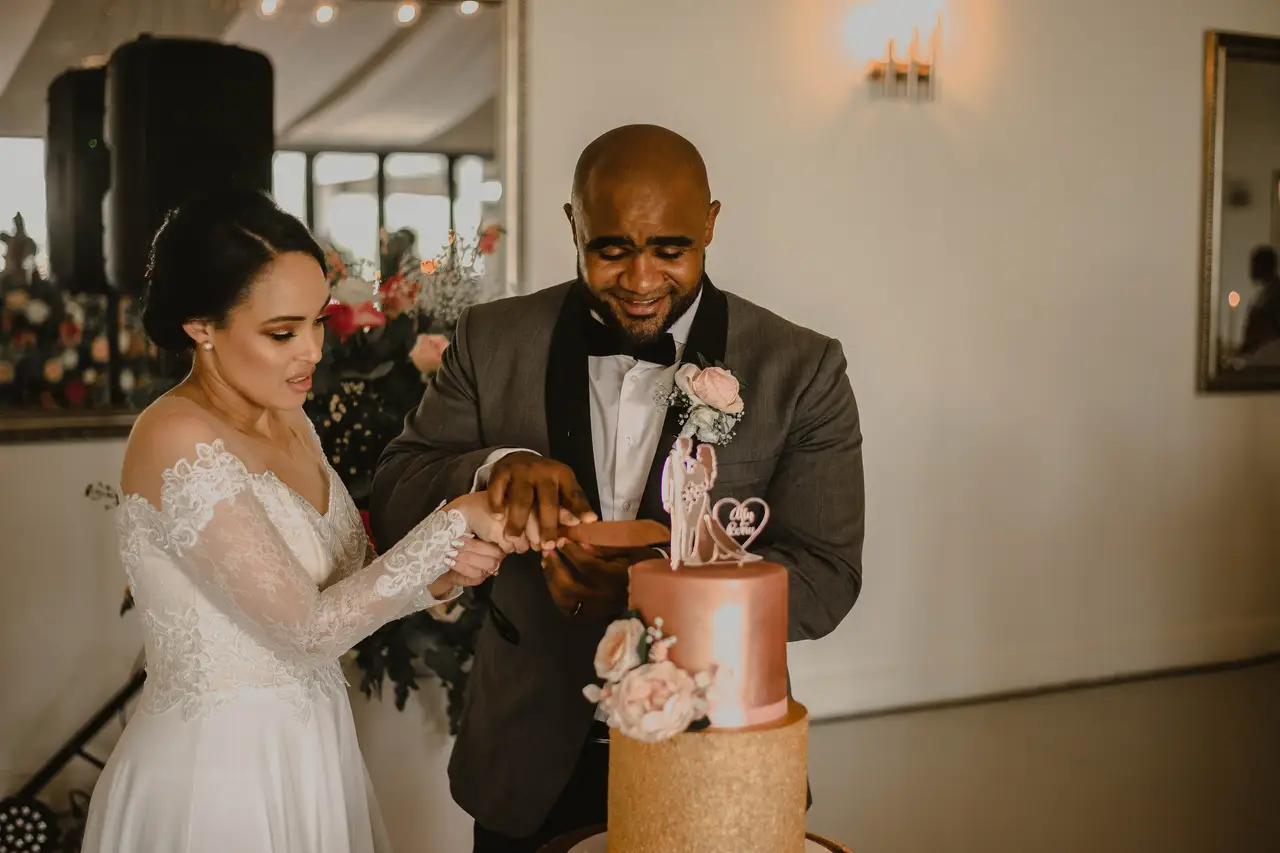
xmin=866 ymin=12 xmax=940 ymax=102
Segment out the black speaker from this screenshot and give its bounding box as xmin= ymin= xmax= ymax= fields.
xmin=45 ymin=66 xmax=110 ymax=293
xmin=105 ymin=36 xmax=274 ymax=294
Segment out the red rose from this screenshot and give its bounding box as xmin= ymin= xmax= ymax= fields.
xmin=359 ymin=510 xmax=376 ymax=551
xmin=65 ymin=379 xmax=87 ymax=405
xmin=324 ymin=300 xmax=386 ymax=342
xmin=325 ymin=303 xmax=358 ymax=340
xmin=59 ymin=319 xmax=82 ymax=348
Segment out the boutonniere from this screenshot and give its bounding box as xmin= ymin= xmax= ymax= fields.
xmin=666 ymin=356 xmax=745 ymax=446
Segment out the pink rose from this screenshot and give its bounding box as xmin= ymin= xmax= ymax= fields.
xmin=606 ymin=661 xmax=701 ymax=743
xmin=594 ymin=617 xmax=645 ymax=682
xmin=675 ymin=364 xmax=743 ymax=414
xmin=410 ymin=333 xmax=450 ymax=376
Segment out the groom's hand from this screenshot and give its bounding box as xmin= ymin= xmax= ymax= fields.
xmin=542 ymin=541 xmax=660 ymax=620
xmin=487 ymin=452 xmax=596 ymax=547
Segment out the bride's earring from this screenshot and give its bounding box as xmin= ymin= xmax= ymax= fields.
xmin=201 ymin=342 xmax=213 ymax=352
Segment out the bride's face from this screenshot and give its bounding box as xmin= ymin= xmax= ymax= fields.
xmin=198 ymin=252 xmax=330 ymax=411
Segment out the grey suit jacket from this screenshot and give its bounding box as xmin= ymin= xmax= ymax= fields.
xmin=370 ymin=277 xmax=864 ymax=837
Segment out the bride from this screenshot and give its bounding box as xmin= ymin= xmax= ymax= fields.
xmin=82 ymin=189 xmax=551 ymax=853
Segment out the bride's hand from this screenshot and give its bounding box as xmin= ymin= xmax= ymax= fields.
xmin=448 ymin=492 xmax=581 ymax=554
xmin=428 ymin=537 xmax=503 ymax=598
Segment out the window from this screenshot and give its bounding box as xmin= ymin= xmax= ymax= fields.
xmin=312 ymin=152 xmax=381 ymax=265
xmin=0 ymin=142 xmax=503 ymax=421
xmin=0 ymin=138 xmax=49 ymax=277
xmin=384 ymin=153 xmax=452 ymax=261
xmin=272 ymin=151 xmax=308 ymax=222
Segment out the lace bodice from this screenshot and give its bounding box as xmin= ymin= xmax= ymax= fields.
xmin=117 ymin=439 xmax=466 ymax=720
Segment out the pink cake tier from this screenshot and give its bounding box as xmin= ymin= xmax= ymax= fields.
xmin=627 ymin=557 xmax=789 ymax=728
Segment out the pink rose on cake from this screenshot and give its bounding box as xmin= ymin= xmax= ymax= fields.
xmin=606 ymin=661 xmax=702 ymax=743
xmin=674 ymin=364 xmax=743 ymax=414
xmin=594 ymin=617 xmax=646 ymax=682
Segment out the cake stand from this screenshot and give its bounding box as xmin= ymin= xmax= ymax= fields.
xmin=536 ymin=825 xmax=854 ymax=853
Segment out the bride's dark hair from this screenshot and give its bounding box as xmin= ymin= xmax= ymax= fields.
xmin=141 ymin=187 xmax=326 ymax=353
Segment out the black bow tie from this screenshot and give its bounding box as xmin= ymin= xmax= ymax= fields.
xmin=585 ymin=320 xmax=677 ymax=365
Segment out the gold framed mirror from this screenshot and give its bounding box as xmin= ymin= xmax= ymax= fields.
xmin=1197 ymin=30 xmax=1280 ymax=391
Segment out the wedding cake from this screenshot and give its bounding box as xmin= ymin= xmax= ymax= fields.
xmin=581 ymin=438 xmax=809 ymax=853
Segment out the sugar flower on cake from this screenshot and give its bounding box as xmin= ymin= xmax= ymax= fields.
xmin=606 ymin=661 xmax=705 ymax=743
xmin=583 ymin=611 xmax=716 ymax=742
xmin=667 ymin=359 xmax=745 ymax=446
xmin=594 ymin=617 xmax=646 ymax=682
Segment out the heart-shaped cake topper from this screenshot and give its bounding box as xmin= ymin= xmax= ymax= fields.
xmin=711 ymin=497 xmax=769 ymax=555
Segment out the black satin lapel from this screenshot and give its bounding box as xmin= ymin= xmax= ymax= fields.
xmin=636 ymin=277 xmax=729 ymax=523
xmin=546 ymin=286 xmax=602 ymax=516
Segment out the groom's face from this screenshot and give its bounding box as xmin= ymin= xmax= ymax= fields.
xmin=566 ymin=175 xmax=720 ymax=344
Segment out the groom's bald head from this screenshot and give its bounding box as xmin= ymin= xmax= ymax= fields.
xmin=570 ymin=124 xmax=711 ymax=208
xmin=565 ymin=125 xmax=720 ymax=344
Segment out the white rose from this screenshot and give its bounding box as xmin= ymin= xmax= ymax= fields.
xmin=24 ymin=299 xmax=50 ymax=325
xmin=61 ymin=348 xmax=79 ymax=370
xmin=594 ymin=618 xmax=646 ymax=682
xmin=333 ymin=276 xmax=375 ymax=306
xmin=680 ymin=405 xmax=719 ymax=442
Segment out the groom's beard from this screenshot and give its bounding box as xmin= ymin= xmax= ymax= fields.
xmin=576 ymin=264 xmax=702 ymax=346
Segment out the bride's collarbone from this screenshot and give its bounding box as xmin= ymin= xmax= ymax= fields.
xmin=227 ymin=430 xmax=331 ymax=516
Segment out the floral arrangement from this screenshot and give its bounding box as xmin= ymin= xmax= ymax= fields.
xmin=1 ymin=213 xmax=159 ymax=411
xmin=306 ymin=222 xmax=504 ymax=734
xmin=668 ymin=358 xmax=745 ymax=446
xmin=582 ymin=612 xmax=718 ymax=743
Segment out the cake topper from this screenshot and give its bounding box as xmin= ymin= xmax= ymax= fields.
xmin=660 ymin=438 xmax=769 ymax=569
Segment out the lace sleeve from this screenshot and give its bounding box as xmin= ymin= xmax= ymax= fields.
xmin=155 ymin=441 xmax=467 ymax=667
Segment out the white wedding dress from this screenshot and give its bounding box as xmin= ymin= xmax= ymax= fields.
xmin=81 ymin=438 xmax=466 ymax=853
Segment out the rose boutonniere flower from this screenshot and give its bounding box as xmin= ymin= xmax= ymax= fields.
xmin=667 ymin=357 xmax=745 ymax=446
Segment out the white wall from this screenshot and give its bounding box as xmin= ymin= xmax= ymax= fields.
xmin=525 ymin=0 xmax=1280 ymax=718
xmin=5 ymin=0 xmax=1280 ymax=850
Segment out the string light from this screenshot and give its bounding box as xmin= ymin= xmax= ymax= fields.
xmin=252 ymin=1 xmax=489 ymax=27
xmin=395 ymin=1 xmax=420 ymax=25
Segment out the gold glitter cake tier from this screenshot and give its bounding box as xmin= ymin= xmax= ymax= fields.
xmin=606 ymin=700 xmax=809 ymax=853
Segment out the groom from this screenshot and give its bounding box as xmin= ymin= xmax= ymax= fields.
xmin=370 ymin=124 xmax=865 ymax=852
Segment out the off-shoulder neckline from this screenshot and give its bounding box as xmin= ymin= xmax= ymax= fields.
xmin=121 ymin=439 xmax=336 ymax=522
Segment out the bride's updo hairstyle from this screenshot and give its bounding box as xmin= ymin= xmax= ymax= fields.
xmin=141 ymin=187 xmax=326 ymax=354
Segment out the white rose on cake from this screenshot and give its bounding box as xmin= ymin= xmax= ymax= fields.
xmin=594 ymin=617 xmax=646 ymax=682
xmin=606 ymin=661 xmax=701 ymax=743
